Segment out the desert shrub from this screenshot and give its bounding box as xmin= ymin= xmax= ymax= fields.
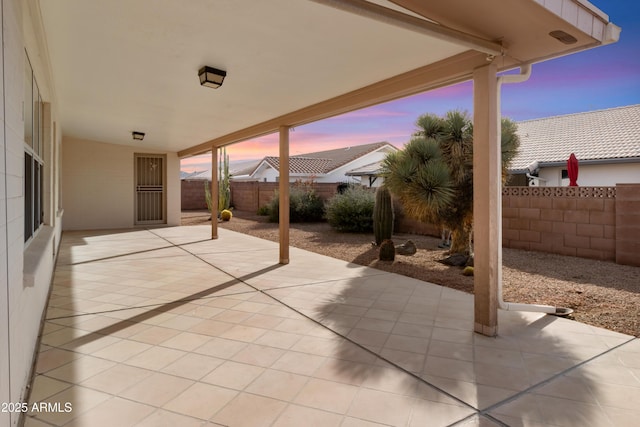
xmin=267 ymin=188 xmax=324 ymax=223
xmin=220 ymin=209 xmax=233 ymax=221
xmin=267 ymin=193 xmax=279 ymax=222
xmin=325 ymin=186 xmax=374 ymax=232
xmin=256 ymin=205 xmax=270 ymax=216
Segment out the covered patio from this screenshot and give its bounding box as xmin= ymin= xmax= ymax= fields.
xmin=4 ymin=1 xmax=630 ymax=425
xmin=26 ymin=226 xmax=639 ymax=426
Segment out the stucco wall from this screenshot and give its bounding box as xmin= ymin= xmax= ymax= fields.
xmin=322 ymin=148 xmax=392 ymax=185
xmin=62 ymin=137 xmax=181 ymax=230
xmin=538 ymin=162 xmax=640 ymax=186
xmin=1 ymin=0 xmax=65 ymax=424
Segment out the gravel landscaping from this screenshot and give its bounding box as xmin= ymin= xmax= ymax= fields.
xmin=183 ymin=210 xmax=640 ymax=337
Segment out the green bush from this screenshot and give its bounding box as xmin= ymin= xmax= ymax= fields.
xmin=256 ymin=205 xmax=270 ymax=216
xmin=267 ymin=188 xmax=325 ymax=223
xmin=325 ymin=186 xmax=375 ymax=232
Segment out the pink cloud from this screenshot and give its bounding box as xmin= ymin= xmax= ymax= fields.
xmin=180 ymin=155 xmax=210 ymax=172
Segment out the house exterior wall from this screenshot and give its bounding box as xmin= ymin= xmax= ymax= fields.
xmin=0 ymin=2 xmax=13 ymax=423
xmin=321 ymin=148 xmax=392 ymax=184
xmin=62 ymin=137 xmax=181 ymax=230
xmin=1 ymin=1 xmax=64 ymax=424
xmin=348 ymin=174 xmax=385 ymax=187
xmin=251 ymin=163 xmax=279 ymax=182
xmin=538 ymin=162 xmax=640 ymax=186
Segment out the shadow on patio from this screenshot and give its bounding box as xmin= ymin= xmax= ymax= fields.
xmin=25 ymin=226 xmax=639 ymax=427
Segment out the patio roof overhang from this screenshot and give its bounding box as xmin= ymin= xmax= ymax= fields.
xmin=38 ymin=0 xmax=619 ymax=155
xmin=38 ymin=0 xmax=619 ymax=337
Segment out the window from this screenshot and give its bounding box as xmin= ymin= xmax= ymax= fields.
xmin=24 ymin=53 xmax=44 ymax=243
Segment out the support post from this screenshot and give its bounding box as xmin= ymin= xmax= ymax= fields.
xmin=279 ymin=126 xmax=290 ymax=264
xmin=472 ymin=62 xmax=499 ymax=336
xmin=211 ymin=147 xmax=219 ymax=239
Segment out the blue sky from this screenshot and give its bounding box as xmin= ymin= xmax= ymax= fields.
xmin=182 ymin=0 xmax=640 ymax=170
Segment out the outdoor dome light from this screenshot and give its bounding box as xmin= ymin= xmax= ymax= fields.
xmin=132 ymin=131 xmax=145 ymax=141
xmin=199 ymin=66 xmax=227 ymax=89
xmin=549 ymin=30 xmax=577 ymax=45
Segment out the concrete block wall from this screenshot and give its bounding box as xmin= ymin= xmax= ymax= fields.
xmin=615 ymin=184 xmax=640 ymax=266
xmin=184 ymin=182 xmax=639 ymax=267
xmin=182 ymin=179 xmax=208 ymax=210
xmin=257 ymin=182 xmax=278 ymax=210
xmin=228 ymin=181 xmax=341 ymax=212
xmin=503 ymin=186 xmax=618 ymax=262
xmin=180 ymin=181 xmax=344 ymax=212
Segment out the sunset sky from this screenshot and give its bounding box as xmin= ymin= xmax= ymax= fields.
xmin=181 ymin=0 xmax=640 ymax=172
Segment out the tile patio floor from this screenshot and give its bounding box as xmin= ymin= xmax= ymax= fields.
xmin=25 ymin=226 xmax=640 ymax=426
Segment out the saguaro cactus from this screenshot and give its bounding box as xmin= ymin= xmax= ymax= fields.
xmin=218 ymin=147 xmax=231 ymax=213
xmin=373 ymin=186 xmax=393 ymax=245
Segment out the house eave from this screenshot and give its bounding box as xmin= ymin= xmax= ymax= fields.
xmin=510 ymin=157 xmax=640 ymax=173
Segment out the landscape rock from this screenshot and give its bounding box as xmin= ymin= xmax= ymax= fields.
xmin=439 ymin=253 xmax=469 ymax=266
xmin=395 ymin=240 xmax=417 ymax=256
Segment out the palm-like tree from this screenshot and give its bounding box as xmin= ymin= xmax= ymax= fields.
xmin=383 ymin=110 xmax=519 ymax=257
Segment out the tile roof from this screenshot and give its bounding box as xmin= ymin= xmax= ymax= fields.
xmin=263 ymin=157 xmax=334 ymax=174
xmin=510 ymin=104 xmax=640 ymax=171
xmin=254 ymin=141 xmax=394 ymax=175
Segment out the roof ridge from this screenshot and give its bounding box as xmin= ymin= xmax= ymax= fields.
xmin=289 ymin=156 xmax=333 ymax=160
xmin=517 ymin=104 xmax=640 ymax=124
xmin=296 ymin=141 xmax=390 ymax=157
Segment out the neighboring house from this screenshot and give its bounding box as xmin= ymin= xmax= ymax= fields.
xmin=509 ymin=105 xmax=640 ymax=186
xmin=232 ymin=142 xmax=398 ymax=186
xmin=180 ymin=170 xmax=206 ymax=180
xmin=344 ymin=161 xmax=387 ymax=187
xmin=181 ymin=159 xmax=262 ymax=181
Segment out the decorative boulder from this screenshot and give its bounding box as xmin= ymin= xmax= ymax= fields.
xmin=379 ymin=239 xmax=396 ymax=261
xmin=439 ymin=253 xmax=469 ymax=266
xmin=395 ymin=240 xmax=417 ymax=256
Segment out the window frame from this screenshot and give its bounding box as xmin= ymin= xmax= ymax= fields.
xmin=24 ymin=53 xmax=45 ymax=245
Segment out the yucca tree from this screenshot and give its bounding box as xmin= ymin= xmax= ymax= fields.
xmin=383 ymin=110 xmax=519 ymax=256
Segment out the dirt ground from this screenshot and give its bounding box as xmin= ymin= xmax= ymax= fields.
xmin=183 ymin=210 xmax=640 ymax=337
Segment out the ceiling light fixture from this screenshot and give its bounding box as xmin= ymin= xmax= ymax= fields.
xmin=198 ymin=66 xmax=227 ymax=89
xmin=549 ymin=30 xmax=577 ymax=45
xmin=132 ymin=131 xmax=145 ymax=141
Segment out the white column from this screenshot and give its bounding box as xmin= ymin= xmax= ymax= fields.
xmin=279 ymin=126 xmax=290 ymax=264
xmin=472 ymin=62 xmax=499 ymax=336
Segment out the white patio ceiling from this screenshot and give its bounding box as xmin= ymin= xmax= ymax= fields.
xmin=37 ymin=0 xmax=619 ymax=156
